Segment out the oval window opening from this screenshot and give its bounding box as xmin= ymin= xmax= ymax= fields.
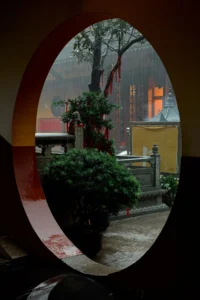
xmin=36 ymin=18 xmax=180 ymax=272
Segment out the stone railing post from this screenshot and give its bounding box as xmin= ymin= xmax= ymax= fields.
xmin=150 ymin=144 xmax=161 ymax=188
xmin=61 ymin=143 xmax=68 ymax=153
xmin=126 ymin=127 xmax=131 ymax=155
xmin=73 ymin=111 xmax=83 ymax=150
xmin=75 ymin=127 xmax=84 ymax=150
xmin=36 ymin=144 xmax=54 ymax=181
xmin=38 ymin=144 xmax=54 ymax=157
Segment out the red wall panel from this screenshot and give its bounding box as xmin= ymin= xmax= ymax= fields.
xmin=37 ymin=118 xmax=63 ymax=132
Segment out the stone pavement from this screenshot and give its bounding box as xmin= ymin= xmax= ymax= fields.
xmin=94 ymin=210 xmax=170 ymax=270
xmin=0 ymin=211 xmax=170 ymax=276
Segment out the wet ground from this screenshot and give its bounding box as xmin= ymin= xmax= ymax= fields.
xmin=0 ymin=211 xmax=170 ymax=279
xmin=0 ymin=210 xmax=170 ymax=298
xmin=94 ymin=210 xmax=170 ymax=270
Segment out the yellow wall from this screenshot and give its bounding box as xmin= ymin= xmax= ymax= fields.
xmin=131 ymin=125 xmax=179 ymax=173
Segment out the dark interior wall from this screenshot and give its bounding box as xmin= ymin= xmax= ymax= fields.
xmin=0 ymin=0 xmax=200 ymax=298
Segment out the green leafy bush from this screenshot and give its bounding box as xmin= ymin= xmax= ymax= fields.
xmin=54 ymin=92 xmax=120 ymax=155
xmin=43 ymin=148 xmax=140 ymax=216
xmin=160 ymin=175 xmax=179 ymax=206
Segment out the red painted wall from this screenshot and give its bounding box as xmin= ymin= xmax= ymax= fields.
xmin=37 ymin=118 xmax=63 ymax=132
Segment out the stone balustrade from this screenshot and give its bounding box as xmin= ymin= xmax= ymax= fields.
xmin=35 ymin=125 xmax=83 ymax=178
xmin=117 ymin=144 xmax=166 ymax=205
xmin=35 ymin=129 xmax=166 ymax=206
xmin=35 ymin=132 xmax=75 ymax=155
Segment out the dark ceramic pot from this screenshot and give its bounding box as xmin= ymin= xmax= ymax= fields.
xmin=89 ymin=209 xmax=110 ymax=232
xmin=163 ymin=193 xmax=175 ymax=207
xmin=65 ymin=225 xmax=102 ymax=258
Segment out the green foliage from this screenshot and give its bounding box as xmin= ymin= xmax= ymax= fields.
xmin=72 ymin=19 xmax=145 ymax=65
xmin=43 ymin=148 xmax=140 ymax=216
xmin=61 ymin=92 xmax=118 ymax=125
xmin=160 ymin=175 xmax=179 ymax=206
xmin=60 ymin=92 xmax=120 ymax=155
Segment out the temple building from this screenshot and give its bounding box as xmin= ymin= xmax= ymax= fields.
xmin=37 ymin=39 xmax=177 ymax=150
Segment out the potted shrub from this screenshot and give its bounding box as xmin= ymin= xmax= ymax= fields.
xmin=43 ymin=148 xmax=140 ymax=257
xmin=160 ymin=175 xmax=179 ymax=207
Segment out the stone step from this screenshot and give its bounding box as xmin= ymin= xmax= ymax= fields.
xmin=111 ymin=204 xmax=169 ymax=221
xmin=0 ymin=236 xmax=27 ymax=260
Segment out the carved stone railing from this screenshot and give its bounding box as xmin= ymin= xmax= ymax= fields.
xmin=36 ymin=132 xmax=75 ymax=154
xmin=117 ymin=144 xmax=166 ymax=206
xmin=35 ymin=130 xmax=166 ymax=206
xmin=35 ymin=132 xmax=74 ymax=178
xmin=35 ymin=124 xmax=84 ymax=178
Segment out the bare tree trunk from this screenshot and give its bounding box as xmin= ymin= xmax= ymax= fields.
xmin=88 ymin=27 xmax=103 ymax=93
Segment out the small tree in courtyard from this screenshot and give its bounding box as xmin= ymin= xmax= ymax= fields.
xmin=54 ymin=19 xmax=146 ymax=153
xmin=72 ymin=19 xmax=146 ymax=96
xmin=58 ymin=92 xmax=120 ymax=155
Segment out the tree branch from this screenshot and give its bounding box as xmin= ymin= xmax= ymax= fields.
xmin=100 ymin=33 xmax=116 ymax=68
xmin=118 ymin=31 xmax=122 ymax=52
xmin=100 ymin=47 xmax=109 ymax=68
xmin=80 ymin=29 xmax=94 ymax=48
xmin=126 ymin=27 xmax=134 ymax=44
xmin=104 ymin=35 xmax=145 ymax=97
xmin=81 ymin=30 xmax=91 ymax=36
xmin=102 ymin=41 xmax=118 ymax=53
xmin=119 ymin=35 xmax=145 ymax=55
